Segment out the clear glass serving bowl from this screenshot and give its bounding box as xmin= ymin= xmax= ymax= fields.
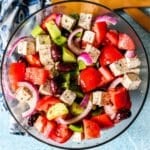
xmin=1 ymin=0 xmax=150 ymax=149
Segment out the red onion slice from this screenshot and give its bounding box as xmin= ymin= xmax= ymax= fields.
xmin=68 ymin=28 xmax=84 ymax=55
xmin=57 ymin=100 xmax=93 ymax=125
xmin=109 ymin=77 xmax=123 ymax=89
xmin=80 ymin=94 xmax=90 ymax=108
xmin=7 ymin=36 xmax=34 ymax=57
xmin=125 ymin=51 xmax=136 ymax=58
xmin=55 ymin=14 xmax=62 ymax=26
xmin=78 ymin=53 xmax=93 ymax=66
xmin=17 ymin=82 xmax=39 ymax=118
xmin=95 ymin=15 xmax=117 ymax=25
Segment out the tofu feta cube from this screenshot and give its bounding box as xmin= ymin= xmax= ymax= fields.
xmin=126 ymin=68 xmax=140 ymax=74
xmin=78 ymin=13 xmax=93 ymax=30
xmin=39 ymin=80 xmax=52 ymax=95
xmin=39 ymin=48 xmax=54 ymax=66
xmin=85 ymin=44 xmax=100 ymax=63
xmin=36 ymin=35 xmax=51 ymax=51
xmin=126 ymin=57 xmax=141 ymax=69
xmin=72 ymin=132 xmax=84 ymax=142
xmin=60 ymin=89 xmax=76 ymax=105
xmin=18 ymin=40 xmax=36 ymax=55
xmin=109 ymin=58 xmax=128 ymax=76
xmin=61 ymin=14 xmax=76 ymax=30
xmin=15 ymin=87 xmax=32 ymax=102
xmin=82 ymin=30 xmax=95 ymax=44
xmin=122 ymin=73 xmax=141 ymax=90
xmin=92 ymin=91 xmax=110 ymax=107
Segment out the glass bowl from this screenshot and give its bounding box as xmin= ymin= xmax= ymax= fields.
xmin=1 ymin=0 xmax=150 ymax=149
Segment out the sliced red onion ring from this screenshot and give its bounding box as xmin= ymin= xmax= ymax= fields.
xmin=95 ymin=15 xmax=117 ymax=25
xmin=17 ymin=82 xmax=39 ymax=118
xmin=78 ymin=53 xmax=93 ymax=66
xmin=80 ymin=94 xmax=90 ymax=108
xmin=68 ymin=28 xmax=84 ymax=55
xmin=109 ymin=77 xmax=123 ymax=89
xmin=57 ymin=100 xmax=93 ymax=125
xmin=125 ymin=51 xmax=136 ymax=58
xmin=56 ymin=14 xmax=62 ymax=26
xmin=7 ymin=36 xmax=34 ymax=57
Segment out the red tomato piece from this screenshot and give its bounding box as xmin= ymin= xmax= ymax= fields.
xmin=93 ymin=22 xmax=107 ymax=46
xmin=109 ymin=87 xmax=132 ymax=110
xmin=43 ymin=120 xmax=57 ymax=138
xmin=80 ymin=67 xmax=102 ymax=92
xmin=36 ymin=96 xmax=60 ymax=112
xmin=34 ymin=116 xmax=47 ymax=133
xmin=92 ymin=113 xmax=114 ymax=129
xmin=105 ymin=29 xmax=118 ymax=46
xmin=25 ymin=67 xmax=49 ymax=85
xmin=50 ymin=124 xmax=73 ymax=143
xmin=8 ymin=62 xmax=26 ymax=91
xmin=83 ymin=119 xmax=100 ymax=139
xmin=41 ymin=13 xmax=57 ymax=30
xmin=26 ymin=54 xmax=42 ymax=67
xmin=118 ymin=33 xmax=135 ymax=51
xmin=99 ymin=66 xmax=114 ymax=83
xmin=99 ymin=45 xmax=123 ymax=66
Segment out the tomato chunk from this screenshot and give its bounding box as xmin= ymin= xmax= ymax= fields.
xmin=80 ymin=67 xmax=102 ymax=92
xmin=43 ymin=121 xmax=57 ymax=138
xmin=109 ymin=87 xmax=132 ymax=110
xmin=99 ymin=45 xmax=123 ymax=66
xmin=26 ymin=54 xmax=42 ymax=67
xmin=36 ymin=96 xmax=60 ymax=112
xmin=50 ymin=124 xmax=73 ymax=143
xmin=83 ymin=119 xmax=100 ymax=139
xmin=8 ymin=62 xmax=26 ymax=91
xmin=25 ymin=67 xmax=49 ymax=85
xmin=92 ymin=113 xmax=114 ymax=129
xmin=93 ymin=22 xmax=107 ymax=46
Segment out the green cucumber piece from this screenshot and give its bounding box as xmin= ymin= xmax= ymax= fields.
xmin=69 ymin=124 xmax=83 ymax=132
xmin=70 ymin=102 xmax=84 ymax=116
xmin=46 ymin=21 xmax=61 ymax=39
xmin=31 ymin=25 xmax=45 ymax=37
xmin=53 ymin=36 xmax=67 ymax=46
xmin=74 ymin=90 xmax=84 ymax=98
xmin=62 ymin=47 xmax=76 ymax=62
xmin=78 ymin=60 xmax=86 ymax=70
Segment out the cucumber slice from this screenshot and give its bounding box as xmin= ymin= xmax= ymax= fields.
xmin=69 ymin=124 xmax=83 ymax=132
xmin=31 ymin=25 xmax=45 ymax=37
xmin=70 ymin=102 xmax=84 ymax=116
xmin=62 ymin=47 xmax=76 ymax=62
xmin=78 ymin=60 xmax=86 ymax=70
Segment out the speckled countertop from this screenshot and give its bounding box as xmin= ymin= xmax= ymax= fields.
xmin=0 ymin=10 xmax=150 ymax=150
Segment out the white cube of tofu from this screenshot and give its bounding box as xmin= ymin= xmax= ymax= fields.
xmin=109 ymin=58 xmax=128 ymax=76
xmin=92 ymin=91 xmax=110 ymax=107
xmin=72 ymin=132 xmax=84 ymax=142
xmin=122 ymin=73 xmax=141 ymax=90
xmin=61 ymin=14 xmax=76 ymax=30
xmin=15 ymin=87 xmax=32 ymax=102
xmin=78 ymin=13 xmax=93 ymax=30
xmin=82 ymin=30 xmax=95 ymax=44
xmin=39 ymin=80 xmax=52 ymax=95
xmin=39 ymin=48 xmax=54 ymax=66
xmin=18 ymin=41 xmax=36 ymax=55
xmin=126 ymin=57 xmax=141 ymax=69
xmin=126 ymin=68 xmax=140 ymax=74
xmin=60 ymin=89 xmax=76 ymax=105
xmin=85 ymin=44 xmax=100 ymax=63
xmin=36 ymin=35 xmax=51 ymax=51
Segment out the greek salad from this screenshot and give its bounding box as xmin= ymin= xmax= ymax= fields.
xmin=7 ymin=12 xmax=141 ymax=143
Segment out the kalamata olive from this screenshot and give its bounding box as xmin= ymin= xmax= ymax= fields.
xmin=28 ymin=112 xmax=41 ymax=126
xmin=51 ymin=45 xmax=62 ymax=62
xmin=50 ymin=79 xmax=63 ymax=95
xmin=56 ymin=63 xmax=77 ymax=72
xmin=18 ymin=56 xmax=28 ymax=66
xmin=114 ymin=109 xmax=131 ymax=123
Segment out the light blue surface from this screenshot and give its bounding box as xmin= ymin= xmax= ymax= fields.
xmin=0 ymin=9 xmax=150 ymax=150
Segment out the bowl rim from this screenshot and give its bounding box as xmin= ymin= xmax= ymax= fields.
xmin=1 ymin=0 xmax=150 ymax=149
